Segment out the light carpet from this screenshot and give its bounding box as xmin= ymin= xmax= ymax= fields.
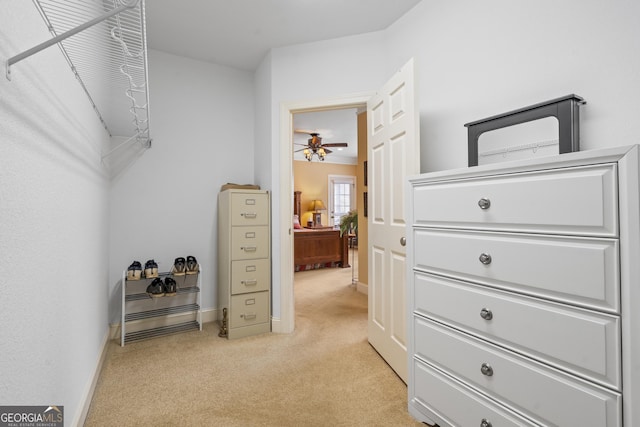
xmin=85 ymin=258 xmax=425 ymax=426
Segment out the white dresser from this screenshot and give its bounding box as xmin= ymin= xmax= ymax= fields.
xmin=406 ymin=145 xmax=640 ymax=427
xmin=218 ymin=189 xmax=271 ymax=339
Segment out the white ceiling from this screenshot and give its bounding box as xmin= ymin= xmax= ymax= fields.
xmin=144 ymin=0 xmax=421 ymax=164
xmin=145 ymin=0 xmax=422 ymax=71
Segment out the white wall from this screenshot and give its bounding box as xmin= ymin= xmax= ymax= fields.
xmin=260 ymin=0 xmax=640 ymax=319
xmin=0 ymin=3 xmax=110 ymax=425
xmin=108 ymin=50 xmax=255 ymax=322
xmin=266 ymin=32 xmax=388 ymax=319
xmin=385 ymin=0 xmax=640 ymax=172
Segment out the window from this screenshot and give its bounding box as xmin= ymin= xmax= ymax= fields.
xmin=328 ymin=175 xmax=355 ymax=228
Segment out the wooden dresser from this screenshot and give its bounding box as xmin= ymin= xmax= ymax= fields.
xmin=406 ymin=145 xmax=640 ymax=426
xmin=218 ymin=189 xmax=271 ymax=339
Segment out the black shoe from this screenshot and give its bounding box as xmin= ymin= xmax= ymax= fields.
xmin=186 ymin=256 xmax=199 ymax=275
xmin=164 ymin=277 xmax=177 ymax=296
xmin=127 ymin=261 xmax=142 ymax=281
xmin=146 ymin=277 xmax=165 ymax=297
xmin=144 ymin=259 xmax=158 ymax=278
xmin=171 ymin=257 xmax=186 ymax=276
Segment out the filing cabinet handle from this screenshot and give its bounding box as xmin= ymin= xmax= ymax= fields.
xmin=480 ymin=363 xmax=494 ymax=376
xmin=241 ymin=313 xmax=257 ymax=320
xmin=479 ymin=253 xmax=492 ymax=265
xmin=242 ymin=279 xmax=257 ymax=286
xmin=241 ymin=212 xmax=257 ymax=218
xmin=478 ymin=198 xmax=491 ymax=209
xmin=480 ymin=308 xmax=493 ymax=320
xmin=242 ymin=246 xmax=257 ymax=252
xmin=480 ymin=419 xmax=492 ymax=427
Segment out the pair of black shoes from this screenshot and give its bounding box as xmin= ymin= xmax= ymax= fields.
xmin=171 ymin=255 xmax=199 ymax=276
xmin=146 ymin=277 xmax=177 ymax=298
xmin=126 ymin=259 xmax=158 ymax=280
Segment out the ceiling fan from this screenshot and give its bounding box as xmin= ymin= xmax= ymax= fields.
xmin=294 ymin=129 xmax=348 ymax=161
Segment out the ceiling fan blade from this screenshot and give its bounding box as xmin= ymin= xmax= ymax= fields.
xmin=294 ymin=129 xmax=316 ymax=134
xmin=321 ymin=143 xmax=348 ymax=147
xmin=323 ymin=148 xmax=333 ymax=154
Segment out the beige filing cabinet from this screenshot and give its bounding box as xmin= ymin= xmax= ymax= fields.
xmin=218 ymin=189 xmax=271 ymax=339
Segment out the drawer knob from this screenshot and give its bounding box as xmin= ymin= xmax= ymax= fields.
xmin=400 ymin=237 xmax=406 ymax=246
xmin=480 ymin=419 xmax=492 ymax=427
xmin=478 ymin=198 xmax=491 ymax=209
xmin=480 ymin=308 xmax=493 ymax=320
xmin=479 ymin=253 xmax=492 ymax=265
xmin=481 ymin=362 xmax=494 ymax=376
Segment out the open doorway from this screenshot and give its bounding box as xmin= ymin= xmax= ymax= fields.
xmin=292 ymin=108 xmax=361 ymax=276
xmin=276 ymin=93 xmax=372 ymax=335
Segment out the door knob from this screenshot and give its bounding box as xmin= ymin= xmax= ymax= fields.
xmin=400 ymin=237 xmax=406 ymax=246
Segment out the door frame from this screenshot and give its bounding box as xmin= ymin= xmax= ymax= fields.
xmin=276 ymin=93 xmax=373 ymax=334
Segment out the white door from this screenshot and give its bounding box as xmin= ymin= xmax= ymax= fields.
xmin=367 ymin=58 xmax=419 ymax=382
xmin=328 ymin=175 xmax=356 ymax=227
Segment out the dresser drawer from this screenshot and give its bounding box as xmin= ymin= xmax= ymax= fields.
xmin=230 ymin=192 xmax=269 ymax=226
xmin=231 ymin=259 xmax=270 ymax=295
xmin=231 ymin=226 xmax=269 ymax=260
xmin=413 ymin=272 xmax=621 ymax=389
xmin=411 ymin=164 xmax=618 ymax=237
xmin=413 ymin=228 xmax=619 ymax=313
xmin=412 ymin=358 xmax=538 ymax=427
xmin=229 ymin=291 xmax=269 ymax=328
xmin=413 ymin=318 xmax=621 ymax=427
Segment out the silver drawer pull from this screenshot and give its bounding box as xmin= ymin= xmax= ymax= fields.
xmin=480 ymin=308 xmax=493 ymax=320
xmin=480 ymin=419 xmax=492 ymax=427
xmin=241 ymin=212 xmax=257 ymax=218
xmin=478 ymin=198 xmax=491 ymax=209
xmin=480 ymin=363 xmax=494 ymax=376
xmin=400 ymin=237 xmax=406 ymax=246
xmin=242 ymin=246 xmax=257 ymax=252
xmin=241 ymin=313 xmax=257 ymax=320
xmin=479 ymin=253 xmax=492 ymax=265
xmin=242 ymin=279 xmax=257 ymax=286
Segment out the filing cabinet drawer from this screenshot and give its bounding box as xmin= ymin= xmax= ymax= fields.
xmin=413 ymin=272 xmax=621 ymax=389
xmin=229 ymin=291 xmax=269 ymax=328
xmin=231 ymin=192 xmax=269 ymax=226
xmin=412 ymin=358 xmax=538 ymax=427
xmin=231 ymin=226 xmax=269 ymax=260
xmin=231 ymin=259 xmax=270 ymax=295
xmin=411 ymin=164 xmax=618 ymax=237
xmin=413 ymin=317 xmax=621 ymax=427
xmin=413 ymin=228 xmax=619 ymax=313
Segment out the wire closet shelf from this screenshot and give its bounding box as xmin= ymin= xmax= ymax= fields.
xmin=7 ymin=0 xmax=151 ymax=156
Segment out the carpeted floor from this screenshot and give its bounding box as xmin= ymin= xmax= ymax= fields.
xmin=85 ymin=254 xmax=425 ymax=426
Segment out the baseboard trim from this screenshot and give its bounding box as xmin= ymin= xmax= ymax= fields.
xmin=72 ymin=329 xmax=109 ymax=427
xmin=109 ymin=308 xmax=219 ymax=341
xmin=356 ymin=281 xmax=368 ymax=295
xmin=271 ymin=316 xmax=283 ymax=333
